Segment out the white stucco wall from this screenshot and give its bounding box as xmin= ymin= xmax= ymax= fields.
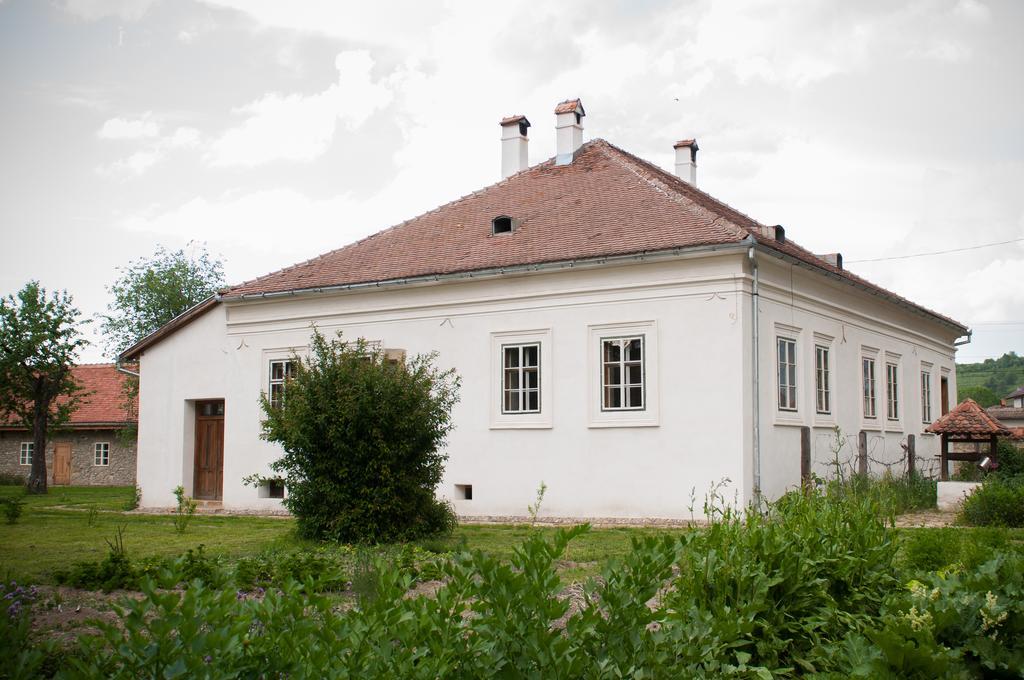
xmin=750 ymin=254 xmax=961 ymax=500
xmin=136 ymin=252 xmax=753 ymax=517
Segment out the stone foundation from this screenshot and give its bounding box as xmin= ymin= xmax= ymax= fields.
xmin=0 ymin=429 xmax=136 ymax=486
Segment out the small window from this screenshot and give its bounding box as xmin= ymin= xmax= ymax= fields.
xmin=921 ymin=371 xmax=932 ymax=424
xmin=455 ymin=484 xmax=473 ymax=500
xmin=19 ymin=442 xmax=33 ymax=466
xmin=815 ymin=345 xmax=831 ymax=415
xmin=777 ymin=337 xmax=797 ymax=411
xmin=94 ymin=442 xmax=110 ymax=466
xmin=502 ymin=343 xmax=540 ymax=414
xmin=601 ymin=336 xmax=644 ymax=410
xmin=268 ymin=479 xmax=285 ymax=499
xmin=863 ymin=358 xmax=877 ymax=418
xmin=491 ymin=216 xmax=513 ymax=235
xmin=886 ymin=362 xmax=899 ymax=420
xmin=269 ymin=359 xmax=296 ymax=409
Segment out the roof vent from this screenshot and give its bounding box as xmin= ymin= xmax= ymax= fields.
xmin=774 ymin=225 xmax=786 ymax=243
xmin=673 ymin=139 xmax=698 ymax=185
xmin=492 ymin=215 xmax=514 ymax=235
xmin=499 ymin=115 xmax=530 ymax=179
xmin=554 ymin=98 xmax=585 ymax=165
xmin=819 ymin=253 xmax=843 ymax=269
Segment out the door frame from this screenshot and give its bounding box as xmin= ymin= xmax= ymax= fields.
xmin=193 ymin=400 xmax=225 ymax=500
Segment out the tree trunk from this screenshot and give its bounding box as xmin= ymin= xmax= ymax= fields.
xmin=28 ymin=396 xmax=49 ymax=494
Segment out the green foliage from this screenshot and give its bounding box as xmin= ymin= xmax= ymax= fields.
xmin=122 ymin=485 xmax=142 ymax=511
xmin=172 ymin=485 xmax=197 ymax=534
xmin=98 ymin=243 xmax=225 ymax=358
xmin=898 ymin=527 xmax=1017 ymax=573
xmin=854 ymin=553 xmax=1024 ymax=678
xmin=234 ymin=547 xmax=351 ymax=592
xmin=527 ymin=480 xmax=548 ymax=527
xmin=56 ymin=526 xmax=138 ymax=592
xmin=2 ymin=492 xmax=26 ymax=524
xmin=0 ymin=472 xmax=26 ymax=486
xmin=957 ymin=351 xmax=1024 ymax=399
xmin=824 ymin=469 xmax=937 ymax=515
xmin=0 ymin=281 xmax=88 ymax=494
xmin=957 ymin=384 xmax=1000 ymax=407
xmin=994 ymin=437 xmax=1024 ymax=478
xmin=260 ymin=329 xmax=461 ymax=543
xmin=959 ymin=476 xmax=1024 ymax=527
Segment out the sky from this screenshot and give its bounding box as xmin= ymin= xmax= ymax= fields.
xmin=0 ymin=0 xmax=1021 ymax=365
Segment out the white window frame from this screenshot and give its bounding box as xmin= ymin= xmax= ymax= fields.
xmin=814 ymin=344 xmax=831 ymax=415
xmin=19 ymin=442 xmax=33 ymax=466
xmin=776 ymin=336 xmax=798 ymax=412
xmin=501 ymin=342 xmax=541 ymax=415
xmin=94 ymin=442 xmax=110 ymax=466
xmin=588 ymin=321 xmax=659 ymax=428
xmin=885 ymin=355 xmax=901 ymax=424
xmin=490 ymin=329 xmax=552 ymax=429
xmin=862 ymin=354 xmax=878 ymax=421
xmin=268 ymin=358 xmax=296 ymax=409
xmin=601 ymin=335 xmax=646 ymax=412
xmin=921 ymin=369 xmax=933 ymax=424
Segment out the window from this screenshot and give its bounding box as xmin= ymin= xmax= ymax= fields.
xmin=886 ymin=362 xmax=899 ymax=420
xmin=921 ymin=371 xmax=932 ymax=424
xmin=863 ymin=357 xmax=877 ymax=418
xmin=502 ymin=343 xmax=540 ymax=413
xmin=94 ymin=442 xmax=109 ymax=466
xmin=491 ymin=216 xmax=513 ymax=235
xmin=815 ymin=345 xmax=831 ymax=415
xmin=268 ymin=359 xmax=296 ymax=409
xmin=776 ymin=337 xmax=797 ymax=411
xmin=19 ymin=442 xmax=33 ymax=466
xmin=601 ymin=336 xmax=645 ymax=410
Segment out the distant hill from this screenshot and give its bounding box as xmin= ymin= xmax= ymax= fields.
xmin=957 ymin=352 xmax=1024 ymax=402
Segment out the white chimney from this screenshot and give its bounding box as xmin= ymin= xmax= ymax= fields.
xmin=554 ymin=98 xmax=585 ymax=165
xmin=673 ymin=139 xmax=698 ymax=185
xmin=499 ymin=115 xmax=530 ymax=178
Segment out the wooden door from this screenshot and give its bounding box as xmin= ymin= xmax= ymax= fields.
xmin=194 ymin=400 xmax=225 ymax=500
xmin=53 ymin=442 xmax=71 ymax=485
xmin=940 ymin=377 xmax=950 ymax=416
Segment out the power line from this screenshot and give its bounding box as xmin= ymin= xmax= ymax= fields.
xmin=846 ymin=237 xmax=1024 ymax=263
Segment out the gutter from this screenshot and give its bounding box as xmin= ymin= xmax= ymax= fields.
xmin=747 ymin=241 xmax=761 ymax=505
xmin=115 ymin=359 xmax=140 ymax=378
xmin=223 ymin=242 xmax=751 ymax=302
xmin=954 ymin=330 xmax=972 ymax=347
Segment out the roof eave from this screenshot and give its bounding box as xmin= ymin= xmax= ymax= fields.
xmin=118 ymin=295 xmax=219 ymax=363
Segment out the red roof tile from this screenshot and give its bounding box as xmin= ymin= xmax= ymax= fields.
xmin=1009 ymin=427 xmax=1024 ymax=441
xmin=218 ymin=139 xmax=966 ymax=334
xmin=500 ymin=115 xmax=529 ymax=126
xmin=554 ymin=98 xmax=585 ymax=115
xmin=926 ymin=398 xmax=1011 ymax=436
xmin=673 ymin=139 xmax=696 ymax=148
xmin=0 ymin=364 xmax=136 ymax=430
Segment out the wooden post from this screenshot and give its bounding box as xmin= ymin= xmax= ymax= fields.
xmin=858 ymin=430 xmax=868 ymax=477
xmin=906 ymin=434 xmax=916 ymax=478
xmin=940 ymin=433 xmax=949 ymax=481
xmin=800 ymin=426 xmax=811 ymax=486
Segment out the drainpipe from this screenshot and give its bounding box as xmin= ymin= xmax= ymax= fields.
xmin=115 ymin=359 xmax=140 ymax=378
xmin=748 ymin=245 xmax=761 ymax=504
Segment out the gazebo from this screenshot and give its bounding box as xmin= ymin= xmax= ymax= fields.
xmin=926 ymin=398 xmax=1011 ymax=481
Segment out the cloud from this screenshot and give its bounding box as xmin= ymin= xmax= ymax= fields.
xmin=205 ymin=50 xmax=393 ymax=167
xmin=98 ymin=126 xmax=202 ymax=177
xmin=62 ymin=0 xmax=156 ymax=22
xmin=97 ymin=113 xmax=160 ymax=140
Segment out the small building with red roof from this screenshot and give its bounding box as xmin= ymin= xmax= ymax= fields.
xmin=0 ymin=364 xmax=137 ymax=486
xmin=119 ymin=99 xmax=968 ymax=515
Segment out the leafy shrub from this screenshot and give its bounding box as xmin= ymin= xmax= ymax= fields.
xmin=171 ymin=485 xmax=196 ymax=534
xmin=993 ymin=437 xmax=1024 ymax=478
xmin=825 ymin=469 xmax=936 ymax=514
xmin=852 ymin=553 xmax=1024 ymax=677
xmin=2 ymin=493 xmax=26 ymax=524
xmin=898 ymin=527 xmax=1015 ymax=573
xmin=959 ymin=476 xmax=1024 ymax=527
xmin=259 ymin=329 xmax=461 ymax=543
xmin=234 ymin=547 xmax=350 ymax=592
xmin=55 ymin=526 xmax=138 ymax=592
xmin=123 ymin=485 xmax=142 ymax=511
xmin=0 ymin=472 xmax=26 ymax=486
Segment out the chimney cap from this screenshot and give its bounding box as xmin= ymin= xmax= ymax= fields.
xmin=554 ymin=98 xmax=586 ymax=116
xmin=499 ymin=115 xmax=530 ymax=127
xmin=673 ymin=138 xmax=697 ymax=149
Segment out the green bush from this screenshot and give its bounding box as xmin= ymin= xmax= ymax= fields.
xmin=898 ymin=527 xmax=1014 ymax=573
xmin=259 ymin=329 xmax=461 ymax=543
xmin=0 ymin=472 xmax=26 ymax=486
xmin=959 ymin=476 xmax=1024 ymax=527
xmin=993 ymin=437 xmax=1024 ymax=478
xmin=2 ymin=492 xmax=26 ymax=524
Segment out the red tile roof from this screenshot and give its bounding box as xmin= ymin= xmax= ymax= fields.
xmin=673 ymin=139 xmax=697 ymax=148
xmin=0 ymin=364 xmax=136 ymax=430
xmin=1009 ymin=427 xmax=1024 ymax=441
xmin=987 ymin=405 xmax=1024 ymax=422
xmin=554 ymin=98 xmax=585 ymax=115
xmin=217 ymin=139 xmax=966 ymax=334
xmin=926 ymin=398 xmax=1011 ymax=436
xmin=500 ymin=115 xmax=529 ymax=126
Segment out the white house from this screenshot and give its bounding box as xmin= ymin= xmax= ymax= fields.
xmin=122 ymin=99 xmax=968 ymax=518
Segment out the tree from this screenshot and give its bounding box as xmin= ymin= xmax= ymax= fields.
xmin=0 ymin=282 xmax=88 ymax=493
xmin=99 ymin=243 xmax=225 ymax=358
xmin=259 ymin=329 xmax=461 ymax=542
xmin=957 ymin=385 xmax=1000 ymax=408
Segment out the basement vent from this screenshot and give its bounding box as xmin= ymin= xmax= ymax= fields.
xmin=455 ymin=484 xmax=473 ymax=500
xmin=492 ymin=215 xmax=513 ymax=235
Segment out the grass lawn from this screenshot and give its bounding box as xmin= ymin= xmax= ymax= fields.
xmin=3 ymin=486 xmax=1023 ymax=586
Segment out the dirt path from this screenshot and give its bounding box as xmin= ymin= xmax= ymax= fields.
xmin=894 ymin=509 xmax=958 ymax=528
